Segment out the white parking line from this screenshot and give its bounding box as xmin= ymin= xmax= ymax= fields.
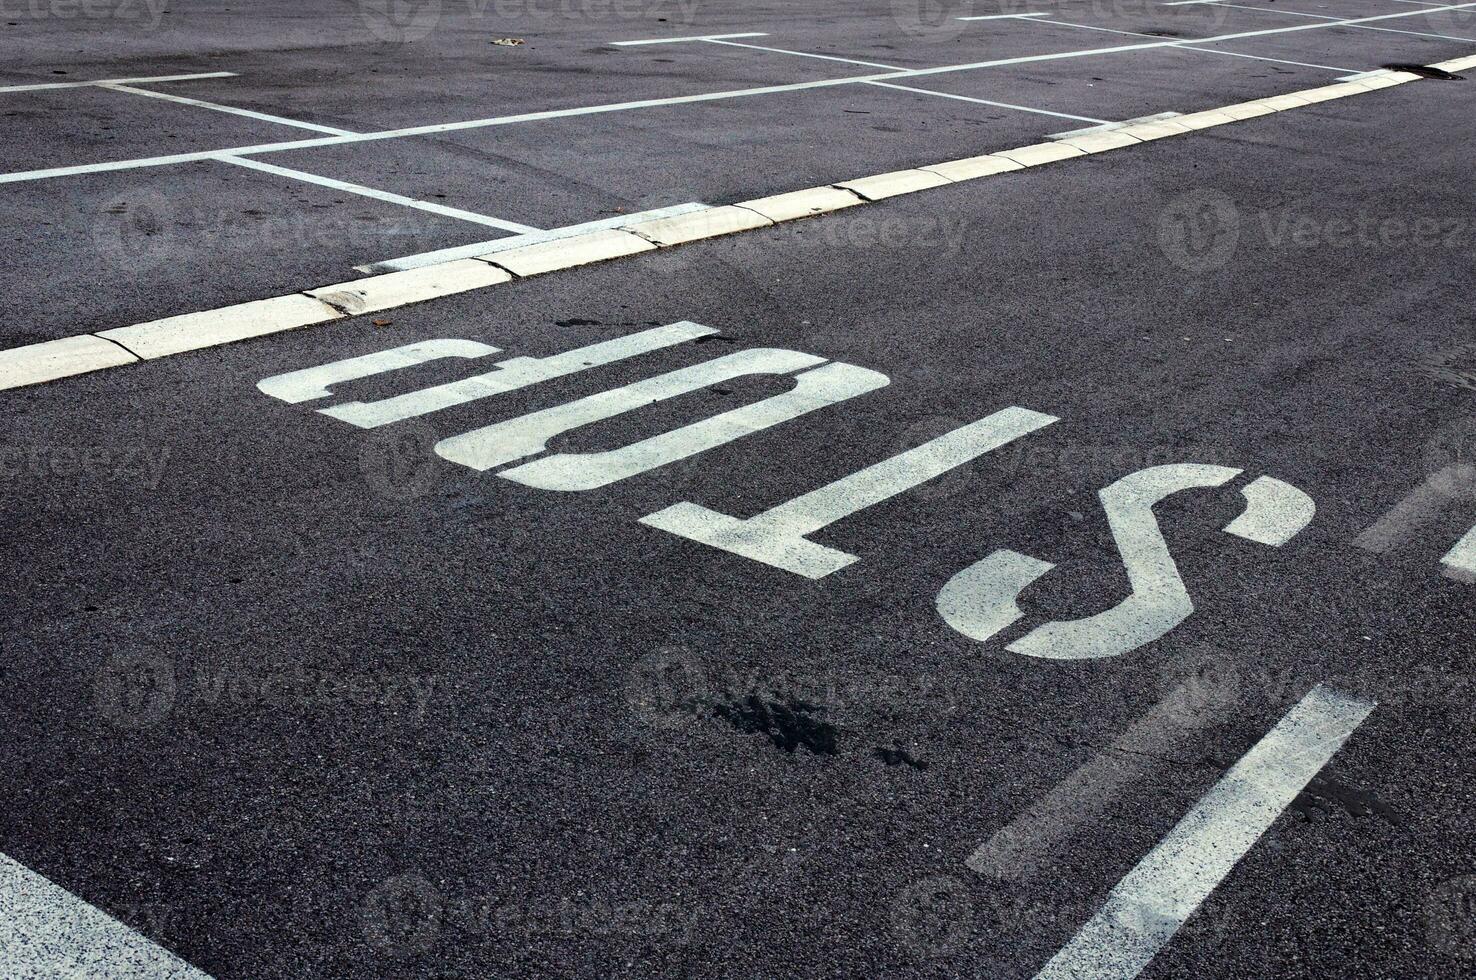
xmin=900 ymin=3 xmax=1476 ymax=80
xmin=216 ymin=156 xmax=542 ymax=233
xmin=0 ymin=70 xmax=236 ymax=93
xmin=1353 ymin=465 xmax=1476 ymax=552
xmin=1358 ymin=23 xmax=1476 ymax=42
xmin=1201 ymin=1 xmax=1476 ymax=43
xmin=968 ymin=677 xmax=1237 ymax=881
xmin=1 ymin=3 xmax=1471 ymax=187
xmin=1022 ymin=18 xmax=1358 ymax=71
xmin=98 ymin=83 xmax=358 ymax=136
xmin=611 ymin=32 xmax=769 ymax=45
xmin=1178 ymin=46 xmax=1357 ymax=73
xmin=957 ymin=13 xmax=1054 ymax=20
xmin=1441 ymin=524 xmax=1476 ymax=577
xmin=864 ymin=80 xmax=1110 ymax=124
xmin=1034 ymin=685 xmax=1375 ymax=980
xmin=0 ymin=851 xmax=212 ymax=978
xmin=1033 ymin=19 xmax=1164 ymax=39
xmin=358 ymin=202 xmax=709 ymax=272
xmin=704 ymin=38 xmax=907 ymax=71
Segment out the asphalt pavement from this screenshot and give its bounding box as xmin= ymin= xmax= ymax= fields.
xmin=2 ymin=1 xmax=1475 ymax=977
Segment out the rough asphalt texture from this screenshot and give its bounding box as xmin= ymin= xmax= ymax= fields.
xmin=2 ymin=1 xmax=1475 ymax=978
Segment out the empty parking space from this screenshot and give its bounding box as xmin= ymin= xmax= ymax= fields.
xmin=0 ymin=161 xmax=511 ymax=343
xmin=266 ymin=82 xmax=1051 ymax=233
xmin=0 ymin=82 xmax=338 ymax=172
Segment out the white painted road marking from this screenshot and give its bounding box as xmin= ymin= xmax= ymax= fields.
xmin=0 ymin=334 xmax=138 ymax=389
xmin=705 ymin=38 xmax=907 ymax=71
xmin=317 ymin=322 xmax=718 ymax=429
xmin=98 ymin=83 xmax=358 ymax=136
xmin=1198 ymin=1 xmax=1476 ymax=43
xmin=1181 ymin=46 xmax=1356 ymax=74
xmin=258 ymin=339 xmax=501 ymax=404
xmin=0 ymin=71 xmax=236 ymax=93
xmin=217 ymin=156 xmax=541 ymax=233
xmin=938 ymin=466 xmax=1314 ymax=659
xmin=97 ymin=294 xmax=344 ymax=359
xmin=1353 ymin=465 xmax=1476 ymax=581
xmin=0 ymin=50 xmax=1444 ymax=389
xmin=498 ymin=360 xmax=891 ymax=492
xmin=1441 ymin=524 xmax=1476 ymax=578
xmin=0 ymin=851 xmax=213 ymax=978
xmin=2 ymin=3 xmax=1470 ymax=187
xmin=640 ymin=409 xmax=1057 ymax=578
xmin=898 ymin=3 xmax=1476 ymax=80
xmin=863 ymin=81 xmax=1111 ymax=124
xmin=611 ymin=32 xmax=769 ymax=45
xmin=435 ymin=348 xmax=859 ymax=481
xmin=1034 ymin=685 xmax=1375 ymax=980
xmin=969 ymin=676 xmax=1239 ymax=881
xmin=360 ymin=203 xmax=709 ymax=273
xmin=1031 ymin=12 xmax=1359 ymax=72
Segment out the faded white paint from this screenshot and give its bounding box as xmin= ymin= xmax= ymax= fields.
xmin=640 ymin=409 xmax=1057 ymax=578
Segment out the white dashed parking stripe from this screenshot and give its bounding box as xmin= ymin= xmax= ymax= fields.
xmin=611 ymin=33 xmax=769 ymax=45
xmin=0 ymin=71 xmax=236 ymax=93
xmin=1202 ymin=2 xmax=1476 ymax=43
xmin=0 ymin=852 xmax=212 ymax=979
xmin=1034 ymin=685 xmax=1375 ymax=980
xmin=217 ymin=156 xmax=542 ymax=233
xmin=967 ymin=677 xmax=1237 ymax=881
xmin=1179 ymin=46 xmax=1357 ymax=73
xmin=705 ymin=38 xmax=907 ymax=71
xmin=99 ymin=83 xmax=358 ymax=136
xmin=957 ymin=13 xmax=1054 ymax=20
xmin=359 ymin=203 xmax=710 ymax=273
xmin=863 ymin=80 xmax=1111 ymax=124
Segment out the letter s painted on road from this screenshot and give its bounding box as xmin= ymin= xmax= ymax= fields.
xmin=935 ymin=464 xmax=1315 ymax=660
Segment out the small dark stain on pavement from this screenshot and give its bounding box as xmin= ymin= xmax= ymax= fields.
xmin=555 ymin=318 xmax=601 ymax=327
xmin=873 ymin=744 xmax=928 ymax=770
xmin=1142 ymin=29 xmax=1181 ymax=37
xmin=1383 ymin=63 xmax=1464 ymax=80
xmin=693 ymin=334 xmax=739 ymax=344
xmin=710 ymin=695 xmax=838 ymax=755
xmin=1292 ymin=775 xmax=1401 ymax=824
